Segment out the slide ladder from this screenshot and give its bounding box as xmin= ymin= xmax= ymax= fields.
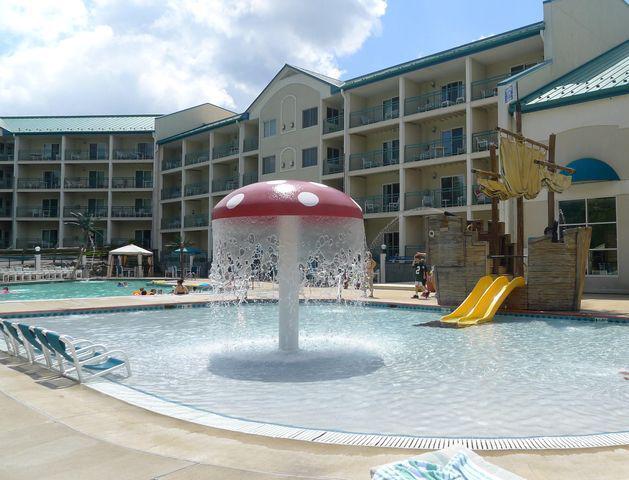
xmin=440 ymin=276 xmax=525 ymax=327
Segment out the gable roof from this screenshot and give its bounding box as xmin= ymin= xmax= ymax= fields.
xmin=518 ymin=40 xmax=629 ymax=113
xmin=156 ymin=113 xmax=249 ymax=145
xmin=336 ymin=21 xmax=545 ymax=92
xmin=0 ymin=115 xmax=159 ymax=134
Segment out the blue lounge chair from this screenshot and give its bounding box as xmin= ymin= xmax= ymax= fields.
xmin=0 ymin=321 xmax=15 ymax=355
xmin=1 ymin=320 xmax=30 ymax=360
xmin=41 ymin=330 xmax=131 ymax=383
xmin=17 ymin=323 xmax=52 ymax=366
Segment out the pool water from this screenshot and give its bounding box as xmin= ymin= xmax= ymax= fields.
xmin=0 ymin=280 xmax=155 ymax=301
xmin=33 ymin=304 xmax=629 ymax=438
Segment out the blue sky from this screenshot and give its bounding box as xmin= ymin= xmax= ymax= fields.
xmin=0 ymin=0 xmax=545 ymax=115
xmin=341 ymin=0 xmax=543 ymax=80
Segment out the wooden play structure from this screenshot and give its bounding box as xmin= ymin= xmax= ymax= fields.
xmin=427 ymin=113 xmax=590 ymax=326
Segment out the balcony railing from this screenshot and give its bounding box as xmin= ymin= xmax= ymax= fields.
xmin=242 ymin=171 xmax=258 ymax=186
xmin=17 ymin=178 xmax=60 ymax=189
xmin=161 ymin=186 xmax=181 ymax=200
xmin=185 ymin=151 xmax=210 ymax=166
xmin=18 ymin=150 xmax=61 ymax=161
xmin=405 ymin=186 xmax=467 ymax=210
xmin=64 ymin=177 xmax=108 ymax=189
xmin=65 ymin=149 xmax=109 ymax=161
xmin=471 ymin=130 xmax=498 ymax=152
xmin=111 ymin=206 xmax=152 ymax=217
xmin=63 ymin=236 xmax=106 ymax=247
xmin=212 ymin=176 xmax=239 ymax=192
xmin=352 ymin=194 xmax=400 ymax=214
xmin=323 ymin=155 xmax=344 ymax=175
xmin=16 ymin=207 xmax=59 ymax=218
xmin=243 ymin=138 xmax=259 ymax=152
xmin=184 ymin=182 xmax=209 ymax=197
xmin=405 ymin=137 xmax=466 ymax=162
xmin=17 ymin=238 xmax=58 ymax=248
xmin=350 ymin=105 xmax=399 ymax=128
xmin=63 ymin=206 xmax=108 ymax=218
xmin=113 ymin=150 xmax=154 ymax=160
xmin=184 ymin=214 xmax=209 ymax=228
xmin=0 ymin=178 xmax=13 ymax=189
xmin=162 ymin=158 xmax=182 ymax=171
xmin=323 ymin=114 xmax=344 ymax=134
xmin=112 ymin=177 xmax=153 ymax=189
xmin=349 ymin=148 xmax=399 ymax=171
xmin=471 ymin=74 xmax=509 ymax=101
xmin=161 ymin=217 xmax=181 ymax=229
xmin=213 ymin=142 xmax=239 ymax=159
xmin=0 ymin=152 xmax=14 ymax=161
xmin=0 ymin=207 xmax=12 ymax=217
xmin=404 ymin=88 xmax=465 ymax=116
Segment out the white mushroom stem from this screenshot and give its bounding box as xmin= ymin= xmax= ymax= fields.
xmin=278 ymin=216 xmax=300 ymax=352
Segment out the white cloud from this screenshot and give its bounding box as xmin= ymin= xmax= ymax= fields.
xmin=0 ymin=0 xmax=386 ymax=115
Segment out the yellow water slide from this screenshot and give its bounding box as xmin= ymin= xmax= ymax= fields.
xmin=457 ymin=276 xmax=525 ymax=327
xmin=440 ymin=276 xmax=494 ymax=325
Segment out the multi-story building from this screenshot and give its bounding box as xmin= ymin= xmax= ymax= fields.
xmin=0 ymin=116 xmax=158 ymax=249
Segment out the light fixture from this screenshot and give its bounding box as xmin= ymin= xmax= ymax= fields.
xmin=380 ymin=244 xmax=387 ymax=253
xmin=432 ymin=126 xmax=437 ymax=133
xmin=432 ymin=172 xmax=437 ymax=180
xmin=35 ymin=246 xmax=41 ymax=252
xmin=430 ymin=81 xmax=436 ymax=88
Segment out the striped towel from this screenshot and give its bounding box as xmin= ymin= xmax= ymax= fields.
xmin=371 ymin=448 xmax=524 ymax=480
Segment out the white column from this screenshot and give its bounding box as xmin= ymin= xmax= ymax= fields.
xmin=180 ymin=140 xmax=186 ymax=236
xmin=398 ymin=77 xmax=407 ymax=256
xmin=342 ymin=91 xmax=351 ymax=195
xmin=207 ymin=133 xmax=212 ymax=257
xmin=278 ymin=216 xmax=300 ymax=352
xmin=154 ymin=142 xmax=162 ymax=252
xmin=11 ymin=136 xmax=19 ymax=248
xmin=107 ymin=134 xmax=114 ymax=244
xmin=58 ymin=135 xmax=67 ymax=247
xmin=465 ymin=56 xmax=473 ymax=221
xmin=237 ymin=122 xmax=245 ymax=186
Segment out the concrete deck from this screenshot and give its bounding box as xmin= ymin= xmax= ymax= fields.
xmin=0 ymin=285 xmax=628 ymax=479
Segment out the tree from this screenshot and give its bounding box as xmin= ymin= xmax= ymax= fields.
xmin=64 ymin=211 xmax=101 ymax=277
xmin=165 ymin=235 xmax=193 ymax=281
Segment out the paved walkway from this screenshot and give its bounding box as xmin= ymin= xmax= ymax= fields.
xmin=0 ymin=285 xmax=628 ymax=479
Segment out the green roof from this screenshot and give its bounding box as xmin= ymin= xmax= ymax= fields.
xmin=0 ymin=115 xmax=158 ymax=134
xmin=336 ymin=21 xmax=545 ymax=92
xmin=156 ymin=113 xmax=249 ymax=145
xmin=518 ymin=40 xmax=629 ymax=113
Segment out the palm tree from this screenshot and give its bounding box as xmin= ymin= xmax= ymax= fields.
xmin=64 ymin=211 xmax=101 ymax=277
xmin=166 ymin=235 xmax=193 ymax=281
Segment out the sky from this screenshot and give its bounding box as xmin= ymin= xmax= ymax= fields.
xmin=0 ymin=0 xmax=543 ymax=117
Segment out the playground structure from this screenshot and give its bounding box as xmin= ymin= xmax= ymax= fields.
xmin=428 ymin=120 xmax=591 ymax=326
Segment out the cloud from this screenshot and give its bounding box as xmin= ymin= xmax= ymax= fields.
xmin=0 ymin=0 xmax=386 ymax=115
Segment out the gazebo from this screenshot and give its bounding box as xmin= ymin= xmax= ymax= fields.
xmin=107 ymin=244 xmax=153 ymax=278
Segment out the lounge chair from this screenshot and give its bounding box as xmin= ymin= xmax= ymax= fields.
xmin=0 ymin=321 xmax=16 ymax=354
xmin=40 ymin=329 xmax=131 ymax=383
xmin=1 ymin=320 xmax=30 ymax=360
xmin=17 ymin=323 xmax=52 ymax=366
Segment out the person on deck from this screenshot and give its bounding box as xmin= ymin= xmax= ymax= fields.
xmin=411 ymin=253 xmax=428 ymax=299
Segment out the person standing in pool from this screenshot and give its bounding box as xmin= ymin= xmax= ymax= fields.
xmin=411 ymin=253 xmax=428 ymax=299
xmin=364 ymin=252 xmax=377 ymax=298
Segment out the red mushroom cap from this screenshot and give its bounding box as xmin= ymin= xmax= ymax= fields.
xmin=213 ymin=180 xmax=363 ymax=220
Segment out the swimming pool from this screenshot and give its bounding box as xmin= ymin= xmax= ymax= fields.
xmin=31 ymin=303 xmax=629 ymax=439
xmin=0 ymin=280 xmax=155 ymax=301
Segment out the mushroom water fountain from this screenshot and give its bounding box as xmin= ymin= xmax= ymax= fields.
xmin=210 ymin=180 xmax=365 ymax=352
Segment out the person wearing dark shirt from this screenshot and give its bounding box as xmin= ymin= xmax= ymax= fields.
xmin=411 ymin=253 xmax=428 ymax=299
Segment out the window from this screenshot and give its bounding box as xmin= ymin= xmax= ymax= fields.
xmin=302 ymin=107 xmax=318 ymax=128
xmin=137 ymin=142 xmax=152 ymax=159
xmin=0 ymin=143 xmax=14 ymax=158
xmin=382 ymin=139 xmax=399 ymax=165
xmin=326 ymin=107 xmax=339 ymax=119
xmin=262 ymin=155 xmax=276 ymax=174
xmin=440 ymin=175 xmax=465 ymax=207
xmin=559 ymin=197 xmax=617 ymax=276
xmin=135 ymin=230 xmax=151 ymax=249
xmin=382 ymin=183 xmax=400 ymax=212
xmin=41 ymin=198 xmax=58 ymax=217
xmin=43 ymin=143 xmax=60 ymax=160
xmin=89 ymin=143 xmax=107 ymax=160
xmin=382 ymin=97 xmax=399 ymax=119
xmin=43 ymin=171 xmax=59 ymax=188
xmin=88 ymin=170 xmax=106 ymax=188
xmin=302 ymin=147 xmax=318 ymax=168
xmin=510 ymin=63 xmax=537 ymax=75
xmin=135 ymin=198 xmax=151 ymax=212
xmin=87 ymin=198 xmax=105 ymax=215
xmin=383 ymin=231 xmax=399 ymax=258
xmin=263 ymin=119 xmax=277 ymax=137
xmin=441 ymin=127 xmax=465 ymax=156
xmin=441 ymin=81 xmax=464 ymax=104
xmin=41 ymin=229 xmax=58 ymax=248
xmin=135 ymin=170 xmax=152 ymax=188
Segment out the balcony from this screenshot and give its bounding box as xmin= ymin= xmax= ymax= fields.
xmin=242 ymin=171 xmax=258 ymax=186
xmin=17 ymin=238 xmax=58 ymax=248
xmin=212 ymin=176 xmax=238 ymax=192
xmin=64 ymin=177 xmax=108 ymax=189
xmin=184 ymin=214 xmax=209 ymax=228
xmin=349 ymin=148 xmax=399 ymax=171
xmin=185 ymin=151 xmax=210 ymax=166
xmin=65 ymin=149 xmax=109 ymax=161
xmin=16 ymin=207 xmax=59 ymax=218
xmin=404 ymin=88 xmax=465 ymax=116
xmin=405 ymin=137 xmax=466 ymax=162
xmin=0 ymin=151 xmax=14 ymax=161
xmin=161 ymin=186 xmax=181 ymax=200
xmin=112 ymin=177 xmax=153 ymax=189
xmin=323 ymin=114 xmax=344 ymax=134
xmin=113 ymin=150 xmax=153 ymax=160
xmin=111 ymin=206 xmax=152 ymax=218
xmin=17 ymin=178 xmax=60 ymax=189
xmin=350 ymin=105 xmax=398 ymax=128
xmin=471 ymin=130 xmax=498 ymax=152
xmin=0 ymin=207 xmax=12 ymax=217
xmin=405 ymin=186 xmax=467 ymax=211
xmin=161 ymin=217 xmax=181 ymax=230
xmin=63 ymin=206 xmax=108 ymax=218
xmin=184 ymin=182 xmax=209 ymax=197
xmin=213 ymin=142 xmax=239 ymax=159
xmin=162 ymin=158 xmax=182 ymax=171
xmin=353 ymin=194 xmax=400 ymax=214
xmin=243 ymin=138 xmax=259 ymax=152
xmin=18 ymin=150 xmax=61 ymax=161
xmin=0 ymin=178 xmax=13 ymax=189
xmin=471 ymin=74 xmax=509 ymax=101
xmin=63 ymin=236 xmax=106 ymax=247
xmin=323 ymin=155 xmax=344 ymax=175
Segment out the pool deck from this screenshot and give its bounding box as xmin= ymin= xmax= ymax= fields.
xmin=0 ymin=284 xmax=628 ymax=479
